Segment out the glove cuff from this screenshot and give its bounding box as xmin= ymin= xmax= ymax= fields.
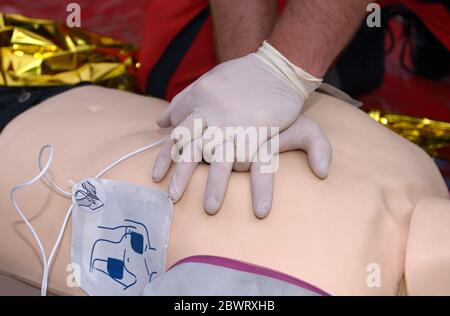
xmin=254 ymin=41 xmax=322 ymax=99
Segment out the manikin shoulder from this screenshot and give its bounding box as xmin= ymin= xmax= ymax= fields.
xmin=305 ymin=92 xmax=448 ymax=202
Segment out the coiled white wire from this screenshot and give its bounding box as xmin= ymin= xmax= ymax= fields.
xmin=10 ymin=138 xmax=166 ymax=296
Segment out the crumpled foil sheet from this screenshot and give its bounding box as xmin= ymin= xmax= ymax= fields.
xmin=369 ymin=110 xmax=450 ymax=161
xmin=0 ymin=12 xmax=139 ymax=90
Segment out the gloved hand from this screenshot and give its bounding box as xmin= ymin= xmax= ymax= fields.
xmin=250 ymin=114 xmax=332 ymax=219
xmin=152 ymin=41 xmax=325 ymax=216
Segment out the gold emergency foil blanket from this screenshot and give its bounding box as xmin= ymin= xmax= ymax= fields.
xmin=369 ymin=110 xmax=450 ymax=161
xmin=0 ymin=12 xmax=138 ymax=90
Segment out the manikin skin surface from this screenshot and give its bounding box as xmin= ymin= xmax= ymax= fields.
xmin=405 ymin=198 xmax=450 ymax=295
xmin=0 ymin=86 xmax=448 ymax=296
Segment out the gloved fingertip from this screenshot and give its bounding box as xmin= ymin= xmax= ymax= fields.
xmin=312 ymin=156 xmax=330 ymax=179
xmin=157 ymin=107 xmax=174 ymax=127
xmin=168 ymin=181 xmax=181 ymax=203
xmin=152 ymin=169 xmax=163 ymax=183
xmin=204 ymin=209 xmax=219 ymax=216
xmin=156 ymin=117 xmax=171 ymax=128
xmin=152 ymin=158 xmax=169 ymax=182
xmin=253 ymin=204 xmax=271 ymax=220
xmin=204 ymin=195 xmax=220 ymax=215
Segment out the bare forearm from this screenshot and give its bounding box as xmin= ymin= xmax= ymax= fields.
xmin=209 ymin=0 xmax=277 ymax=62
xmin=268 ymin=0 xmax=371 ymax=77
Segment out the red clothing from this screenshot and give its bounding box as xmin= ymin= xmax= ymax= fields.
xmin=138 ymin=0 xmax=449 ymax=100
xmin=138 ymin=0 xmax=286 ymax=100
xmin=138 ymin=0 xmax=214 ymax=99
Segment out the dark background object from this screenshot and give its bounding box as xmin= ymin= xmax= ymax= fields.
xmin=327 ymin=3 xmax=450 ymax=96
xmin=325 ymin=14 xmax=387 ymax=97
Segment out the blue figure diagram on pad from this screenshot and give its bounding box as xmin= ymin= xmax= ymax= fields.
xmin=89 ymin=219 xmax=157 ymax=290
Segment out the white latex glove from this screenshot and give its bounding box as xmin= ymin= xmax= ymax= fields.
xmin=152 ymin=41 xmax=324 ymax=215
xmin=250 ymin=115 xmax=332 ymax=219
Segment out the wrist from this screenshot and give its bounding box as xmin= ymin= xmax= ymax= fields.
xmin=267 ymin=34 xmax=329 ymax=78
xmin=254 ymin=41 xmax=322 ymax=99
xmin=210 ymin=0 xmax=278 ymax=62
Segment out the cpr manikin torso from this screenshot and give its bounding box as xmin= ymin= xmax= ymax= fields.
xmin=0 ymin=86 xmax=448 ymax=296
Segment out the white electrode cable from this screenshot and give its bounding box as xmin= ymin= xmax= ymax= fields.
xmin=95 ymin=138 xmax=166 ymax=179
xmin=11 ymin=138 xmax=167 ymax=296
xmin=37 ymin=147 xmax=72 ymax=198
xmin=11 ymin=145 xmax=54 ymax=296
